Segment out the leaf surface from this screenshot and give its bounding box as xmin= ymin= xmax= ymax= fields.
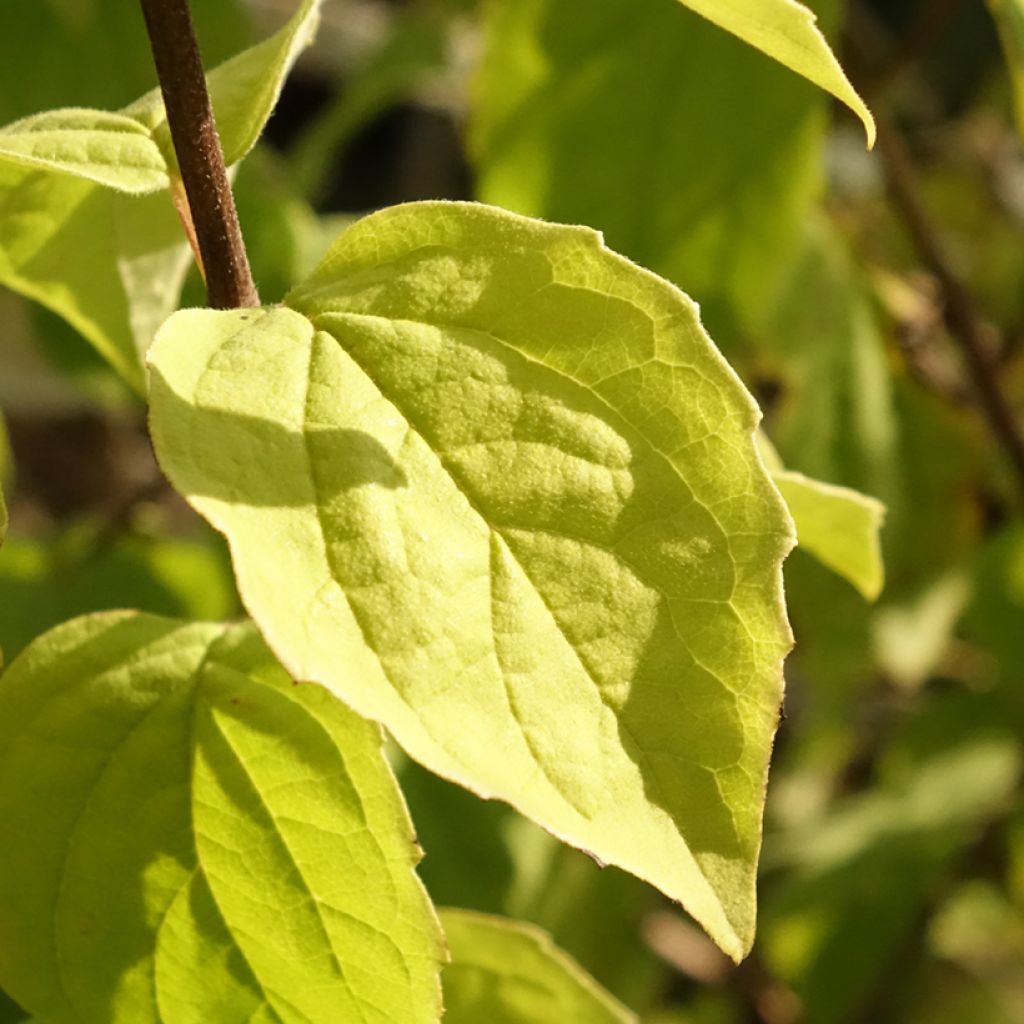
xmin=0 ymin=612 xmax=443 ymax=1023
xmin=675 ymin=0 xmax=874 ymax=145
xmin=148 ymin=201 xmax=795 ymax=960
xmin=440 ymin=910 xmax=636 ymax=1023
xmin=0 ymin=109 xmax=167 ymax=192
xmin=773 ymin=473 xmax=884 ymax=601
xmin=0 ymin=164 xmax=187 ymax=390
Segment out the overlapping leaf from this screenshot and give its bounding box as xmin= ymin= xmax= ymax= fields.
xmin=758 ymin=434 xmax=884 ymax=601
xmin=674 ymin=0 xmax=874 ymax=145
xmin=773 ymin=472 xmax=884 ymax=601
xmin=149 ymin=201 xmax=795 ymax=959
xmin=0 ymin=0 xmax=322 ymax=389
xmin=0 ymin=611 xmax=444 ymax=1024
xmin=440 ymin=910 xmax=636 ymax=1023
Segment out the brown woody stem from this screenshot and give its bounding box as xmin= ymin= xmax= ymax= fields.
xmin=139 ymin=0 xmax=259 ymax=309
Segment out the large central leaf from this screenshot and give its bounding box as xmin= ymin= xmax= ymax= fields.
xmin=148 ymin=201 xmax=795 ymax=959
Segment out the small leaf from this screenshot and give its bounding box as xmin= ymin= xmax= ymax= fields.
xmin=774 ymin=472 xmax=884 ymax=601
xmin=675 ymin=0 xmax=875 ymax=146
xmin=755 ymin=432 xmax=886 ymax=602
xmin=440 ymin=910 xmax=636 ymax=1023
xmin=988 ymin=0 xmax=1024 ymax=137
xmin=0 ymin=612 xmax=444 ymax=1023
xmin=149 ymin=201 xmax=795 ymax=960
xmin=0 ymin=109 xmax=167 ymax=192
xmin=125 ymin=0 xmax=323 ymax=168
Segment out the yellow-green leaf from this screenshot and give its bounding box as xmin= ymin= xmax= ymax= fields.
xmin=0 ymin=109 xmax=167 ymax=192
xmin=774 ymin=471 xmax=885 ymax=601
xmin=149 ymin=201 xmax=795 ymax=960
xmin=0 ymin=612 xmax=443 ymax=1023
xmin=676 ymin=0 xmax=875 ymax=146
xmin=757 ymin=433 xmax=885 ymax=601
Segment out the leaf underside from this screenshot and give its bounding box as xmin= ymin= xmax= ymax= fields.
xmin=148 ymin=200 xmax=795 ymax=959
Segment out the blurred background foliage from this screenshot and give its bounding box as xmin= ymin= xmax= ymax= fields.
xmin=1 ymin=0 xmax=1023 ymax=1021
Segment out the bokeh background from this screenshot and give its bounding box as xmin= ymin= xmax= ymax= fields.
xmin=1 ymin=1 xmax=1023 ymax=1021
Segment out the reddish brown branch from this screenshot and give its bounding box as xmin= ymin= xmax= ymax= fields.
xmin=139 ymin=0 xmax=259 ymax=309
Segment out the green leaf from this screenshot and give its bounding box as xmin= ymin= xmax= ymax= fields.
xmin=440 ymin=910 xmax=636 ymax=1023
xmin=775 ymin=470 xmax=884 ymax=601
xmin=0 ymin=109 xmax=167 ymax=192
xmin=471 ymin=0 xmax=832 ymax=342
xmin=773 ymin=471 xmax=884 ymax=601
xmin=0 ymin=612 xmax=444 ymax=1023
xmin=125 ymin=0 xmax=323 ymax=168
xmin=0 ymin=0 xmax=322 ymax=388
xmin=757 ymin=433 xmax=885 ymax=600
xmin=675 ymin=0 xmax=874 ymax=146
xmin=149 ymin=200 xmax=795 ymax=961
xmin=0 ymin=164 xmax=187 ymax=391
xmin=988 ymin=0 xmax=1024 ymax=137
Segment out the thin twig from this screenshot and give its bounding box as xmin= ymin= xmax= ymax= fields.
xmin=875 ymin=121 xmax=1024 ymax=498
xmin=139 ymin=0 xmax=259 ymax=309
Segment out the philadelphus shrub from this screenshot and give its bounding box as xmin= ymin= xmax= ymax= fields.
xmin=0 ymin=1 xmax=881 ymax=1020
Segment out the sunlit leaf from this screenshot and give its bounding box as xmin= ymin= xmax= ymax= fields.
xmin=440 ymin=910 xmax=636 ymax=1023
xmin=773 ymin=473 xmax=884 ymax=601
xmin=758 ymin=432 xmax=885 ymax=600
xmin=0 ymin=612 xmax=444 ymax=1023
xmin=149 ymin=200 xmax=795 ymax=960
xmin=675 ymin=0 xmax=874 ymax=145
xmin=0 ymin=110 xmax=166 ymax=192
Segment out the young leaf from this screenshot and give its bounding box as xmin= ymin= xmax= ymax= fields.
xmin=773 ymin=471 xmax=885 ymax=601
xmin=987 ymin=0 xmax=1024 ymax=137
xmin=0 ymin=0 xmax=323 ymax=389
xmin=125 ymin=0 xmax=323 ymax=168
xmin=757 ymin=434 xmax=885 ymax=601
xmin=149 ymin=201 xmax=795 ymax=961
xmin=0 ymin=612 xmax=444 ymax=1024
xmin=675 ymin=0 xmax=875 ymax=146
xmin=440 ymin=910 xmax=636 ymax=1023
xmin=471 ymin=0 xmax=831 ymax=341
